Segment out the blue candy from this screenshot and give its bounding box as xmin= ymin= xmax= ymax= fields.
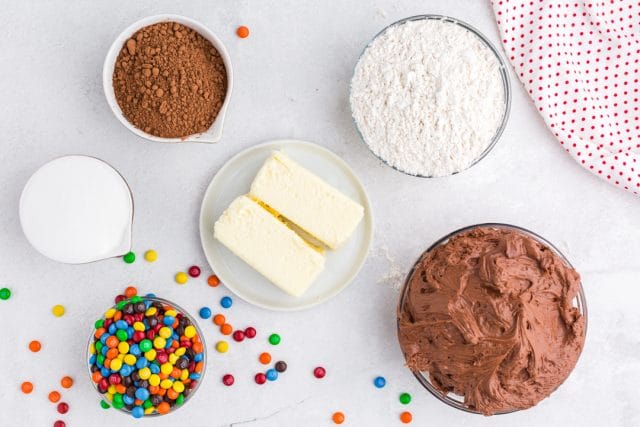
xmin=120 ymin=365 xmax=133 ymax=377
xmin=131 ymin=406 xmax=144 ymax=419
xmin=266 ymin=369 xmax=278 ymax=381
xmin=163 ymin=316 xmax=175 ymax=326
xmin=135 ymin=388 xmax=149 ymax=401
xmin=136 ymin=357 xmax=148 ymax=369
xmin=194 ymin=353 xmax=203 ymax=362
xmin=100 ymin=334 xmax=109 ymax=344
xmin=115 ymin=320 xmax=128 ymax=329
xmin=189 ymin=373 xmax=201 ymax=380
xmin=145 ymin=293 xmax=156 ymax=298
xmin=100 ymin=367 xmax=110 ymax=378
xmin=150 ymin=363 xmax=160 ymax=374
xmin=89 ymin=355 xmax=96 ymax=364
xmin=123 ymin=395 xmax=134 ymax=405
xmin=129 ymin=344 xmax=141 ymax=356
xmin=108 ymin=324 xmax=117 ymax=334
xmin=220 ymin=296 xmax=233 ymax=309
xmin=199 ymin=307 xmax=212 ymax=319
xmin=373 ymin=376 xmax=386 ymax=388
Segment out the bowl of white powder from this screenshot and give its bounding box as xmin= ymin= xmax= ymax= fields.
xmin=350 ymin=15 xmax=511 ymax=177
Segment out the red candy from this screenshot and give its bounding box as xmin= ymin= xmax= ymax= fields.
xmin=232 ymin=330 xmax=245 ymax=342
xmin=108 ymin=374 xmax=121 ymax=385
xmin=133 ymin=331 xmax=145 ymax=342
xmin=188 ymin=265 xmax=201 ymax=278
xmin=222 ymin=374 xmax=234 ymax=386
xmin=115 ymin=294 xmax=126 ymax=304
xmin=54 ymin=421 xmax=66 ymax=427
xmin=313 ymin=367 xmax=326 ymax=379
xmin=57 ymin=402 xmax=69 ymax=414
xmin=244 ymin=327 xmax=256 ymax=339
xmin=255 ymin=373 xmax=267 ymax=385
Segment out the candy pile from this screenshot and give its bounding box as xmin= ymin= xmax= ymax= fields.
xmin=89 ymin=289 xmax=205 ymax=418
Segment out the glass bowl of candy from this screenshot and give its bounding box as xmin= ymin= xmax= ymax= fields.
xmin=87 ymin=294 xmax=206 ymax=418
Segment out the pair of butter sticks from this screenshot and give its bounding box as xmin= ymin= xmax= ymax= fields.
xmin=214 ymin=151 xmax=364 ymax=297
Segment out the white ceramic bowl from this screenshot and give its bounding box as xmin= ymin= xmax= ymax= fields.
xmin=103 ymin=14 xmax=233 ymax=143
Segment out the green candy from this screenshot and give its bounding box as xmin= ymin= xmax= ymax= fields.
xmin=143 ymin=399 xmax=153 ymax=409
xmin=123 ymin=251 xmax=136 ymax=264
xmin=113 ymin=393 xmax=123 ymax=404
xmin=139 ymin=339 xmax=153 ymax=352
xmin=116 ymin=300 xmax=128 ymax=310
xmin=399 ymin=392 xmax=412 ymax=405
xmin=100 ymin=400 xmax=110 ymax=409
xmin=95 ymin=341 xmax=103 ymax=352
xmin=97 ymin=354 xmax=105 ymax=366
xmin=116 ymin=329 xmax=128 ymax=341
xmin=130 ymin=296 xmax=143 ymax=304
xmin=0 ymin=287 xmax=11 ymax=300
xmin=176 ymin=393 xmax=184 ymax=406
xmin=112 ymin=399 xmax=124 ymax=409
xmin=268 ymin=333 xmax=281 ymax=345
xmin=94 ymin=319 xmax=104 ymax=329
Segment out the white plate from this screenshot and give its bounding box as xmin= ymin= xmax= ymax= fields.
xmin=199 ymin=140 xmax=373 ymax=311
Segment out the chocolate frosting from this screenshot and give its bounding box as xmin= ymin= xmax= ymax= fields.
xmin=398 ymin=227 xmax=585 ymax=415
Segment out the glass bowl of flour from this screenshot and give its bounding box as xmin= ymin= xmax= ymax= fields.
xmin=349 ymin=15 xmax=511 ymax=178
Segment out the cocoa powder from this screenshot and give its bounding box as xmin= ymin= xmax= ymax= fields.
xmin=112 ymin=22 xmax=227 ymax=139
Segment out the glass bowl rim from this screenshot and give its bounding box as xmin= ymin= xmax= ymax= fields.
xmin=396 ymin=223 xmax=588 ymax=415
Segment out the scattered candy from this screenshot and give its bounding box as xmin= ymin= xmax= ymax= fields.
xmin=266 ymin=369 xmax=278 ymax=381
xmin=207 ymin=275 xmax=220 ymax=287
xmin=400 ymin=411 xmax=413 ymax=424
xmin=220 ymin=296 xmax=233 ymax=308
xmin=100 ymin=400 xmax=110 ymax=409
xmin=123 ymin=251 xmax=136 ymax=264
xmin=254 ymin=373 xmax=266 ymax=385
xmin=399 ymin=392 xmax=412 ymax=405
xmin=144 ymin=249 xmax=157 ymax=262
xmin=52 ymin=305 xmax=65 ymax=317
xmin=374 ymin=376 xmax=386 ymax=388
xmin=89 ymin=295 xmax=205 ymax=417
xmin=220 ymin=323 xmax=233 ymax=335
xmin=232 ymin=330 xmax=245 ymax=342
xmin=60 ymin=376 xmax=73 ymax=389
xmin=57 ymin=402 xmax=69 ymax=414
xmin=313 ymin=366 xmax=326 ymax=379
xmin=222 ymin=374 xmax=234 ymax=386
xmin=275 ymin=361 xmax=287 ymax=372
xmin=213 ymin=314 xmax=225 ymax=326
xmin=188 ymin=265 xmax=201 ymax=278
xmin=332 ymin=411 xmax=345 ymax=424
xmin=54 ymin=421 xmax=66 ymax=427
xmin=199 ymin=307 xmax=212 ymax=319
xmin=268 ymin=333 xmax=281 ymax=345
xmin=21 ymin=381 xmax=33 ymax=394
xmin=0 ymin=287 xmax=11 ymax=300
xmin=216 ymin=341 xmax=229 ymax=353
xmin=244 ymin=327 xmax=256 ymax=338
xmin=124 ymin=286 xmax=137 ymax=298
xmin=236 ymin=26 xmax=250 ymax=38
xmin=175 ymin=272 xmax=188 ymax=284
xmin=48 ymin=391 xmax=61 ymax=403
xmin=259 ymin=352 xmax=272 ymax=365
xmin=28 ymin=340 xmax=42 ymax=352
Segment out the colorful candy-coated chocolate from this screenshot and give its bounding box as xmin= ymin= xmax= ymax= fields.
xmin=374 ymin=376 xmax=386 ymax=388
xmin=216 ymin=341 xmax=229 ymax=353
xmin=48 ymin=391 xmax=61 ymax=403
xmin=60 ymin=376 xmax=73 ymax=389
xmin=275 ymin=361 xmax=287 ymax=372
xmin=144 ymin=249 xmax=157 ymax=262
xmin=188 ymin=265 xmax=201 ymax=278
xmin=266 ymin=369 xmax=278 ymax=381
xmin=28 ymin=340 xmax=41 ymax=352
xmin=0 ymin=287 xmax=10 ymax=300
xmin=175 ymin=272 xmax=188 ymax=284
xmin=100 ymin=400 xmax=110 ymax=409
xmin=132 ymin=406 xmax=144 ymax=418
xmin=399 ymin=392 xmax=412 ymax=405
xmin=222 ymin=374 xmax=234 ymax=386
xmin=232 ymin=330 xmax=245 ymax=342
xmin=53 ymin=421 xmax=66 ymax=427
xmin=52 ymin=305 xmax=65 ymax=317
xmin=57 ymin=402 xmax=69 ymax=414
xmin=332 ymin=412 xmax=345 ymax=424
xmin=220 ymin=323 xmax=233 ymax=335
xmin=199 ymin=307 xmax=212 ymax=319
xmin=268 ymin=333 xmax=281 ymax=345
xmin=244 ymin=327 xmax=256 ymax=339
xmin=213 ymin=314 xmax=225 ymax=326
xmin=207 ymin=275 xmax=220 ymax=287
xmin=254 ymin=373 xmax=267 ymax=385
xmin=313 ymin=367 xmax=326 ymax=379
xmin=123 ymin=251 xmax=136 ymax=263
xmin=124 ymin=286 xmax=137 ymax=298
xmin=220 ymin=296 xmax=233 ymax=308
xmin=21 ymin=381 xmax=33 ymax=394
xmin=400 ymin=411 xmax=413 ymax=423
xmin=259 ymin=352 xmax=271 ymax=365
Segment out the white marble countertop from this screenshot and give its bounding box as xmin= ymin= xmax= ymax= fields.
xmin=0 ymin=1 xmax=638 ymax=426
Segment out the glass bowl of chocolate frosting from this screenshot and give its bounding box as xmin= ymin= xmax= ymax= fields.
xmin=397 ymin=224 xmax=587 ymax=415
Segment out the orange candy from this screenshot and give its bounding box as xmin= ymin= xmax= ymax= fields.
xmin=115 ymin=384 xmax=126 ymax=394
xmin=259 ymin=352 xmax=272 ymax=365
xmin=195 ymin=361 xmax=204 ymax=373
xmin=213 ymin=314 xmax=225 ymax=326
xmin=220 ymin=323 xmax=233 ymax=335
xmin=400 ymin=412 xmax=412 ymax=424
xmin=94 ymin=328 xmax=106 ymax=339
xmin=236 ymin=26 xmax=250 ymax=38
xmin=106 ymin=336 xmax=119 ymax=348
xmin=157 ymin=402 xmax=170 ymax=414
xmin=106 ymin=348 xmax=119 ymax=359
xmin=332 ymin=412 xmax=345 ymax=424
xmin=207 ymin=275 xmax=220 ymax=287
xmin=124 ymin=286 xmax=137 ymax=298
xmin=92 ymin=371 xmax=102 ymax=383
xmin=21 ymin=382 xmax=33 ymax=394
xmin=60 ymin=376 xmax=73 ymax=389
xmin=192 ymin=342 xmax=204 ymax=354
xmin=28 ymin=340 xmax=41 ymax=352
xmin=48 ymin=391 xmax=61 ymax=403
xmin=167 ymin=388 xmax=179 ymax=400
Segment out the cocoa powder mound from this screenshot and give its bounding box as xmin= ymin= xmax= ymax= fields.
xmin=112 ymin=22 xmax=227 ymax=139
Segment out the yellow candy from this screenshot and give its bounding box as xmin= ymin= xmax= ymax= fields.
xmin=110 ymin=358 xmax=123 ymax=371
xmin=216 ymin=340 xmax=229 ymax=353
xmin=172 ymin=381 xmax=185 ymax=393
xmin=117 ymin=353 xmax=125 ymax=360
xmin=180 ymin=369 xmax=189 ymax=381
xmin=104 ymin=308 xmax=116 ymax=319
xmin=105 ymin=392 xmax=114 ymax=402
xmin=160 ymin=363 xmax=173 ymax=375
xmin=168 ymin=353 xmax=178 ymax=365
xmin=144 ymin=250 xmax=157 ymax=262
xmin=144 ymin=349 xmax=157 ymax=361
xmin=108 ymin=385 xmax=117 ymax=394
xmin=89 ymin=343 xmax=96 ymax=355
xmin=184 ymin=325 xmax=196 ymax=338
xmin=153 ymin=337 xmax=166 ymax=349
xmin=175 ymin=347 xmax=186 ymax=357
xmin=160 ymin=379 xmax=173 ymax=389
xmin=144 ymin=407 xmax=155 ymax=415
xmin=145 ymin=307 xmax=157 ymax=317
xmin=133 ymin=322 xmax=145 ymax=332
xmin=158 ymin=327 xmax=172 ymax=339
xmin=138 ymin=367 xmax=151 ymax=380
xmin=52 ymin=305 xmax=66 ymax=317
xmin=165 ymin=310 xmax=177 ymax=317
xmin=149 ymin=374 xmax=160 ymax=387
xmin=175 ymin=272 xmax=188 ymax=285
xmin=118 ymin=342 xmax=130 ymax=354
xmin=124 ymin=354 xmax=137 ymax=366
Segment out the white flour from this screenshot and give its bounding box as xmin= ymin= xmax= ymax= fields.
xmin=350 ymin=19 xmax=505 ymax=177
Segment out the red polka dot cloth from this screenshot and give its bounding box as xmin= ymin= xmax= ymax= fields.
xmin=492 ymin=0 xmax=640 ymax=195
